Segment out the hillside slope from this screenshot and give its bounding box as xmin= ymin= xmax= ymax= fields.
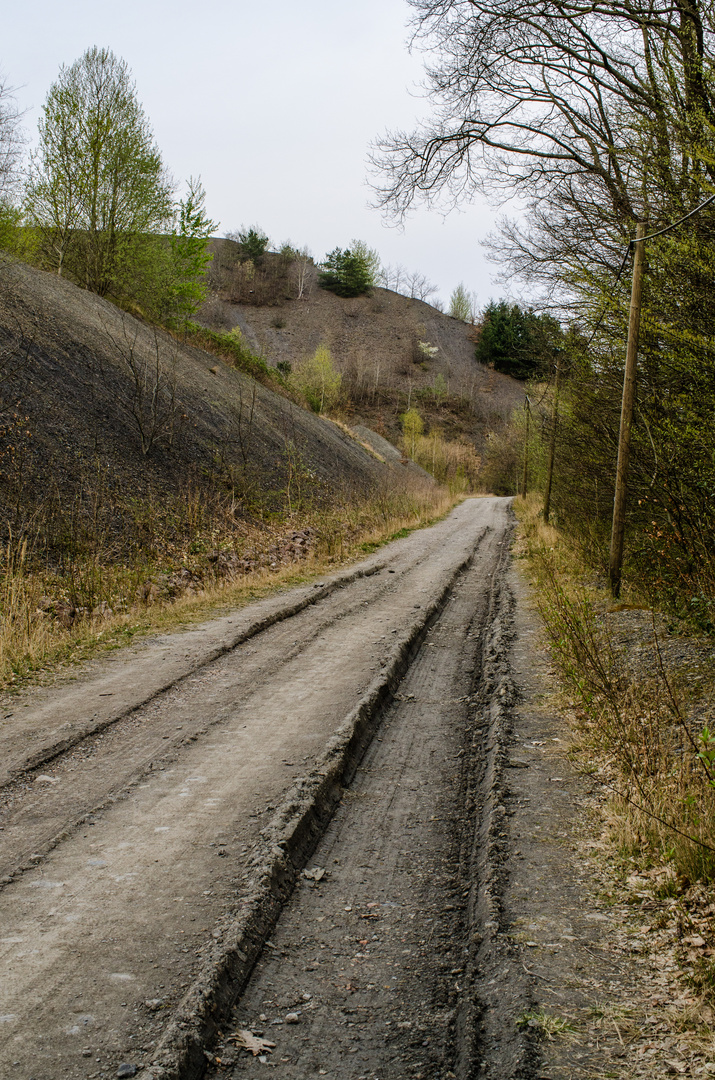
xmin=0 ymin=260 xmax=426 ymax=541
xmin=201 ymin=243 xmax=525 ymax=444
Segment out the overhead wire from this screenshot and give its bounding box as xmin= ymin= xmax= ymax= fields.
xmin=586 ymin=191 xmax=715 ymax=346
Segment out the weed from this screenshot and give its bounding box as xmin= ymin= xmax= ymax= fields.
xmin=516 ymin=1010 xmax=575 ymax=1039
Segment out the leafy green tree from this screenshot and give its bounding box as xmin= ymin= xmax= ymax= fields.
xmin=401 ymin=406 xmax=424 ymax=457
xmin=292 ymin=345 xmax=342 ymax=413
xmin=475 ymin=301 xmax=560 ymax=381
xmin=319 ymin=247 xmax=374 ymax=297
xmin=236 ymin=225 xmax=269 ymax=264
xmin=448 ymin=283 xmax=471 ymax=321
xmin=349 ymin=239 xmax=381 ymax=287
xmin=26 ymin=47 xmax=173 ymax=296
xmin=164 ymin=177 xmax=217 ymax=328
xmin=432 ymin=373 xmax=447 ymax=401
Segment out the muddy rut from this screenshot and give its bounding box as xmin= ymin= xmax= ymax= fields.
xmin=0 ymin=497 xmax=531 ymax=1080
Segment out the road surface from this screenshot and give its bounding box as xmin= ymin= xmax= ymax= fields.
xmin=0 ymin=497 xmax=534 ymax=1080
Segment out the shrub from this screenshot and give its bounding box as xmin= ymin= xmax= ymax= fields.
xmin=235 ymin=225 xmax=269 ymax=264
xmin=292 ymin=345 xmax=342 ymax=413
xmin=401 ymin=407 xmax=424 ymax=457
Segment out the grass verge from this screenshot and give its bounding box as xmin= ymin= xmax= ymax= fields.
xmin=515 ymin=492 xmax=715 ymax=883
xmin=514 ymin=492 xmax=715 ymax=1028
xmin=0 ymin=483 xmax=460 ymax=695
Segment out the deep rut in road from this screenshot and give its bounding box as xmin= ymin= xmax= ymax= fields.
xmin=203 ymin=524 xmax=532 ymax=1080
xmin=0 ymin=498 xmax=525 ymax=1080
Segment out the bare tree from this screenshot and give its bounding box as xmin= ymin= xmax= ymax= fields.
xmin=103 ymin=317 xmax=179 ymax=456
xmin=379 ymin=262 xmax=439 ymax=301
xmin=378 ymin=262 xmax=407 ymax=292
xmin=404 ymin=269 xmax=439 ymax=301
xmin=372 ymin=0 xmax=715 ymax=298
xmin=0 ymin=77 xmax=24 ymax=206
xmin=292 ymin=245 xmax=314 ymax=299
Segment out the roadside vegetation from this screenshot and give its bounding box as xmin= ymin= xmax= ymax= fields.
xmin=0 ymin=477 xmax=457 ymax=693
xmin=516 ymin=493 xmax=715 ymax=1029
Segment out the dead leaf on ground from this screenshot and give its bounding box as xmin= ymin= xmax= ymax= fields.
xmin=664 ymin=1060 xmax=687 ymax=1074
xmin=303 ymin=867 xmax=326 ymax=882
xmin=228 ymin=1029 xmax=277 ymax=1056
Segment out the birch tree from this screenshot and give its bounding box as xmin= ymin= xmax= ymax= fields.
xmin=27 ymin=47 xmax=173 ymax=296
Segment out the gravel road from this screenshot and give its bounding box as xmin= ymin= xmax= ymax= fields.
xmin=0 ymin=497 xmax=517 ymax=1080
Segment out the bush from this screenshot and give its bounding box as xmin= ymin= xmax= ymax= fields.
xmin=291 ymin=346 xmax=342 ymax=413
xmin=411 ymin=429 xmax=482 ymax=491
xmin=183 ymin=324 xmax=279 ymax=388
xmin=235 ymin=226 xmax=269 ymax=264
xmin=401 ymin=407 xmax=424 ymax=458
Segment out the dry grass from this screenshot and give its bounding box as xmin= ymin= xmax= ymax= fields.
xmin=515 ymin=493 xmax=715 ymax=884
xmin=0 ymin=482 xmax=458 ymax=693
xmin=513 ymin=493 xmax=715 ymax=1071
xmin=404 ymin=429 xmax=482 ymax=492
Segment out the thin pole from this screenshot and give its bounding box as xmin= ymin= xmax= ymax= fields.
xmin=609 ymin=221 xmax=647 ymax=598
xmin=543 ymin=351 xmax=562 ymax=523
xmin=521 ymin=395 xmax=530 ymax=497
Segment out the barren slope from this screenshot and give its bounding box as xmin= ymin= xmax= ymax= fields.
xmin=0 ymin=260 xmax=416 ymax=528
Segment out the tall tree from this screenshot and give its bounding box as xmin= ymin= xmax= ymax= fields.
xmin=0 ymin=77 xmax=25 ymax=251
xmin=372 ymin=0 xmax=715 ymax=304
xmin=26 ymin=47 xmax=173 ymax=296
xmin=476 ymin=301 xmax=561 ymax=379
xmin=0 ymin=77 xmax=23 ymax=206
xmin=164 ymin=177 xmax=217 ymax=328
xmin=448 ymin=282 xmax=471 ymax=321
xmin=319 ymin=246 xmax=374 ymax=297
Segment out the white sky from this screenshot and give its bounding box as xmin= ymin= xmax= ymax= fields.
xmin=3 ymin=0 xmax=507 ymax=307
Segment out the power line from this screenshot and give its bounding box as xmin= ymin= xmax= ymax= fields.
xmin=587 ymin=191 xmax=715 ymax=344
xmin=635 ymin=192 xmax=715 ymax=243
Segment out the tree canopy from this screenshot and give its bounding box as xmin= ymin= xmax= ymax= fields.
xmin=373 ymin=0 xmax=715 ymax=305
xmin=475 ymin=302 xmax=562 ymax=380
xmin=164 ymin=177 xmax=217 ymax=328
xmin=448 ymin=283 xmax=472 ymax=321
xmin=26 ymin=47 xmax=174 ymax=296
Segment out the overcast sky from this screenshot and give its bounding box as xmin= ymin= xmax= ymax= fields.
xmin=4 ymin=0 xmax=510 ymax=307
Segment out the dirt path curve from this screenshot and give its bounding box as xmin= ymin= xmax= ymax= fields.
xmin=0 ymin=497 xmax=513 ymax=1080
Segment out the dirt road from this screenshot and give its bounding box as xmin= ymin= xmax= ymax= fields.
xmin=0 ymin=497 xmax=516 ymax=1080
xmin=2 ymin=494 xmax=671 ymax=1080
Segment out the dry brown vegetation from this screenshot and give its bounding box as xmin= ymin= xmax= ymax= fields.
xmin=0 ymin=477 xmax=456 ymax=691
xmin=516 ymin=494 xmax=715 ymax=1043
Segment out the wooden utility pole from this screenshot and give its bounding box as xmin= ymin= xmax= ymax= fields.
xmin=521 ymin=395 xmax=531 ymax=497
xmin=543 ymin=350 xmax=562 ymax=524
xmin=609 ymin=221 xmax=647 ymax=598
